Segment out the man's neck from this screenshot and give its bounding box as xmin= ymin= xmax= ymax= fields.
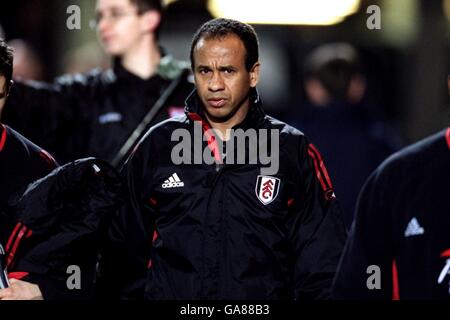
xmin=120 ymin=38 xmax=161 ymax=79
xmin=206 ymin=102 xmax=250 ymax=141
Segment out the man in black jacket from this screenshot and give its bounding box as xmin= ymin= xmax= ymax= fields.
xmin=332 ymin=126 xmax=450 ymax=299
xmin=99 ymin=18 xmax=347 ymax=300
xmin=0 ymin=0 xmax=193 ymax=167
xmin=0 ymin=39 xmax=57 ymax=299
xmin=0 ymin=39 xmax=58 ymax=237
xmin=0 ymin=158 xmax=123 ymax=300
xmin=0 ymin=39 xmax=124 ymax=301
xmin=332 ymin=74 xmax=450 ymax=300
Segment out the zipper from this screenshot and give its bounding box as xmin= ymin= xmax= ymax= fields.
xmin=200 ymin=164 xmax=226 ymax=299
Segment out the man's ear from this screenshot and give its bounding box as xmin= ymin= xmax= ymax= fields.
xmin=140 ymin=10 xmax=161 ymax=34
xmin=249 ymin=62 xmax=260 ymax=88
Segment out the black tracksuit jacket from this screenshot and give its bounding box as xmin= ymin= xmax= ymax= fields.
xmin=2 ymin=158 xmax=123 ymax=300
xmin=1 ymin=57 xmax=193 ymax=165
xmin=332 ymin=128 xmax=450 ymax=299
xmin=99 ymin=89 xmax=347 ymax=300
xmin=0 ymin=123 xmax=57 ymax=222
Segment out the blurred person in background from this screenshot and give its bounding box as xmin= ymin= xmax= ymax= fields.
xmin=291 ymin=43 xmax=400 ymax=229
xmin=8 ymin=39 xmax=45 ymax=81
xmin=0 ymin=0 xmax=193 ymax=167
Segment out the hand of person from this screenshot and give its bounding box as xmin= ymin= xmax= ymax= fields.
xmin=0 ymin=279 xmax=43 ymax=300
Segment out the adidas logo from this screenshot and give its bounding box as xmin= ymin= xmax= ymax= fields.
xmin=162 ymin=173 xmax=184 ymax=189
xmin=404 ymin=217 xmax=424 ymax=237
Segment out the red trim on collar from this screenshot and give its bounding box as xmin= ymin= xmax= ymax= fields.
xmin=440 ymin=248 xmax=450 ymax=258
xmin=187 ymin=112 xmax=222 ymax=162
xmin=0 ymin=124 xmax=6 ymax=152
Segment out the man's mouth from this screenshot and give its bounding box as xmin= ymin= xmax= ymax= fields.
xmin=101 ymin=34 xmax=113 ymax=44
xmin=207 ymin=98 xmax=227 ymax=108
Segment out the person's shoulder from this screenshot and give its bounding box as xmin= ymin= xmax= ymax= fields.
xmin=135 ymin=115 xmax=189 ymax=147
xmin=4 ymin=125 xmax=41 ymax=152
xmin=55 ymin=67 xmax=109 ymax=87
xmin=265 ymin=116 xmax=306 ymax=137
xmin=375 ymin=128 xmax=449 ymax=178
xmin=265 ymin=115 xmax=310 ymax=149
xmin=3 ymin=125 xmax=57 ymax=168
xmin=152 ymin=114 xmax=189 ymax=132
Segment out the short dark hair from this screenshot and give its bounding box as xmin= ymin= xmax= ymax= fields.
xmin=190 ymin=18 xmax=259 ymax=72
xmin=304 ymin=43 xmax=362 ymax=101
xmin=0 ymin=39 xmax=13 ymax=91
xmin=129 ymin=0 xmax=164 ymax=39
xmin=130 ymin=0 xmax=163 ymax=14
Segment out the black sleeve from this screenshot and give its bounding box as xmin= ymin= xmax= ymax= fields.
xmin=332 ymin=165 xmax=394 ymax=300
xmin=25 ymin=142 xmax=59 ymax=179
xmin=97 ymin=136 xmax=154 ymax=300
xmin=289 ymin=139 xmax=347 ymax=300
xmin=6 ymin=159 xmax=123 ymax=300
xmin=0 ymin=126 xmax=58 ymax=212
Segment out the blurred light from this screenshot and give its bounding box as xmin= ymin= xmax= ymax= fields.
xmin=380 ymin=0 xmax=419 ymax=47
xmin=164 ymin=0 xmax=178 ymax=6
xmin=444 ymin=0 xmax=450 ymax=22
xmin=207 ymin=0 xmax=361 ymax=25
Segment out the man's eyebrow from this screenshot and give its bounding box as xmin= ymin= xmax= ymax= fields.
xmin=95 ymin=5 xmax=119 ymax=14
xmin=196 ymin=65 xmax=237 ymax=70
xmin=218 ymin=65 xmax=237 ymax=70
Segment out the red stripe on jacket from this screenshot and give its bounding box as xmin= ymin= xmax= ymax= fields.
xmin=0 ymin=124 xmax=6 ymax=152
xmin=187 ymin=112 xmax=222 ymax=162
xmin=392 ymin=260 xmax=400 ymax=300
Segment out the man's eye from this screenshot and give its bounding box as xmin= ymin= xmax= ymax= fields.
xmin=110 ymin=9 xmax=124 ymax=18
xmin=95 ymin=13 xmax=103 ymax=23
xmin=223 ymin=69 xmax=234 ymax=74
xmin=199 ymin=69 xmax=209 ymax=74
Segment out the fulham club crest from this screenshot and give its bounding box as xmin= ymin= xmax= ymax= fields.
xmin=255 ymin=175 xmax=280 ymax=205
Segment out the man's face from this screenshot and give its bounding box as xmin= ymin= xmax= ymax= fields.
xmin=95 ymin=0 xmax=145 ymax=56
xmin=0 ymin=76 xmax=8 ymax=117
xmin=193 ymin=35 xmax=260 ymax=123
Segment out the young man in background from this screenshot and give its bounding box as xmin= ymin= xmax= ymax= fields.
xmin=1 ymin=0 xmax=193 ymax=167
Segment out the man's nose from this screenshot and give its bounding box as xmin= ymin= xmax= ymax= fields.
xmin=97 ymin=16 xmax=111 ymax=34
xmin=208 ymin=72 xmax=225 ymax=92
